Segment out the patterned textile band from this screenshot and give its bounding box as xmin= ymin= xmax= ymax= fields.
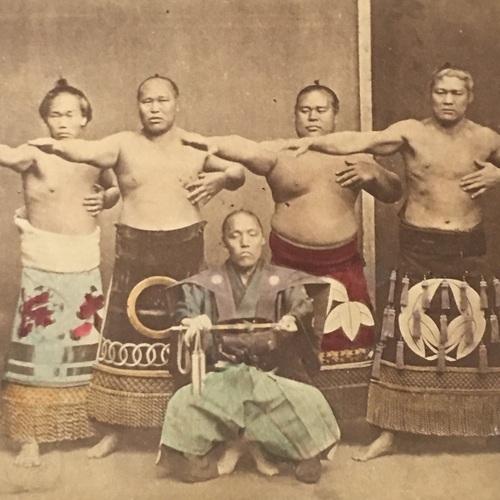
xmin=1 ymin=384 xmax=94 ymax=443
xmin=1 ymin=212 xmax=103 ymax=442
xmin=98 ymin=338 xmax=170 ymax=369
xmin=368 ymin=362 xmax=500 ymax=436
xmin=269 ymin=231 xmax=375 ymax=419
xmin=4 ymin=213 xmax=103 ymax=389
xmin=368 ymin=222 xmax=500 ymax=436
xmin=87 ymin=366 xmax=175 ymax=428
xmin=88 ymin=222 xmax=205 ymax=427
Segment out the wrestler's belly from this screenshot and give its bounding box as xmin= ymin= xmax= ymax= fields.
xmin=27 ymin=201 xmax=98 ymax=235
xmin=404 ymin=188 xmax=482 ymax=230
xmin=272 ymin=201 xmax=358 ymax=246
xmin=120 ymin=193 xmax=202 ymax=230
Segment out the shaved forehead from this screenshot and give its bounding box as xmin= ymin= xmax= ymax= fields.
xmin=137 ymin=76 xmax=179 ymax=100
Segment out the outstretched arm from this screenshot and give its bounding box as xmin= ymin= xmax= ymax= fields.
xmin=181 ymin=130 xmax=278 ymax=176
xmin=29 ymin=134 xmax=122 ymax=169
xmin=282 ymin=120 xmax=415 ymax=157
xmin=336 ymin=156 xmax=403 ymax=203
xmin=0 ymin=144 xmax=35 ymax=173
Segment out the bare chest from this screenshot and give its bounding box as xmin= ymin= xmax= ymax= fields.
xmin=270 ymin=152 xmax=347 ymax=197
xmin=28 ymin=155 xmax=98 ymax=193
xmin=408 ymin=130 xmax=492 ymax=180
xmin=118 ymin=141 xmax=206 ymax=189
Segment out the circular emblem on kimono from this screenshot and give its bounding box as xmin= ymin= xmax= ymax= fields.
xmin=269 ymin=275 xmax=280 ymax=286
xmin=211 ymin=274 xmax=223 ymax=285
xmin=398 ymin=278 xmax=486 ymax=362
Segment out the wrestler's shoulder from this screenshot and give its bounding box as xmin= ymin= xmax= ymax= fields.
xmin=396 ymin=118 xmax=426 ymax=134
xmin=465 ymin=119 xmax=500 ymax=140
xmin=104 ymin=130 xmax=145 ymax=146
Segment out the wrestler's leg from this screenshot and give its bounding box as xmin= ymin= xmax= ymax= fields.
xmin=352 ymin=430 xmax=395 ymax=462
xmin=87 ymin=428 xmax=119 ymax=459
xmin=14 ymin=438 xmax=41 ymax=467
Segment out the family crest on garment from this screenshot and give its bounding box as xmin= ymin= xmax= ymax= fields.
xmin=177 ymin=260 xmax=325 ymax=322
xmin=179 ymin=84 xmax=402 ymax=422
xmin=369 ymin=219 xmax=500 ymax=437
xmin=278 ymin=67 xmax=500 ymax=461
xmin=159 ymin=257 xmax=340 ymax=483
xmin=175 ymin=259 xmax=327 ymax=381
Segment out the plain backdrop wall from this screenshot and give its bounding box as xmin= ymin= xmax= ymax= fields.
xmin=372 ymin=0 xmax=500 ymax=310
xmin=0 ymin=0 xmax=361 ymax=366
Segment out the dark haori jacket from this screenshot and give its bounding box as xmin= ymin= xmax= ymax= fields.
xmin=170 ymin=259 xmax=327 ymax=384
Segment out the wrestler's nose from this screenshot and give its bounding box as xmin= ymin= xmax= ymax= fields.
xmin=308 ymin=110 xmax=319 ymax=121
xmin=443 ymin=92 xmax=453 ymax=104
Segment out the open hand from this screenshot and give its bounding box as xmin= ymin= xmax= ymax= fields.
xmin=186 ymin=172 xmax=226 ymax=206
xmin=276 ymin=314 xmax=298 ymax=333
xmin=460 ymin=160 xmax=500 ymax=199
xmin=336 ymin=160 xmax=378 ymax=190
xmin=83 ymin=184 xmax=105 ymax=217
xmin=181 ymin=314 xmax=212 ymax=346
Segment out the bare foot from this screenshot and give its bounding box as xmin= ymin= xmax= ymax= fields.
xmin=247 ymin=442 xmax=279 ymax=476
xmin=15 ymin=440 xmax=41 ymax=467
xmin=352 ymin=431 xmax=395 ymax=462
xmin=87 ymin=433 xmax=119 ymax=459
xmin=217 ymin=441 xmax=245 ymax=475
xmin=326 ymin=443 xmax=338 ymax=461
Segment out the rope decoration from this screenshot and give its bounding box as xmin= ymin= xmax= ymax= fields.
xmin=98 ymin=339 xmax=170 ymax=368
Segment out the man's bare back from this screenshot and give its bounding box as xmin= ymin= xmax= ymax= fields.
xmin=269 ymin=151 xmax=362 ymax=246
